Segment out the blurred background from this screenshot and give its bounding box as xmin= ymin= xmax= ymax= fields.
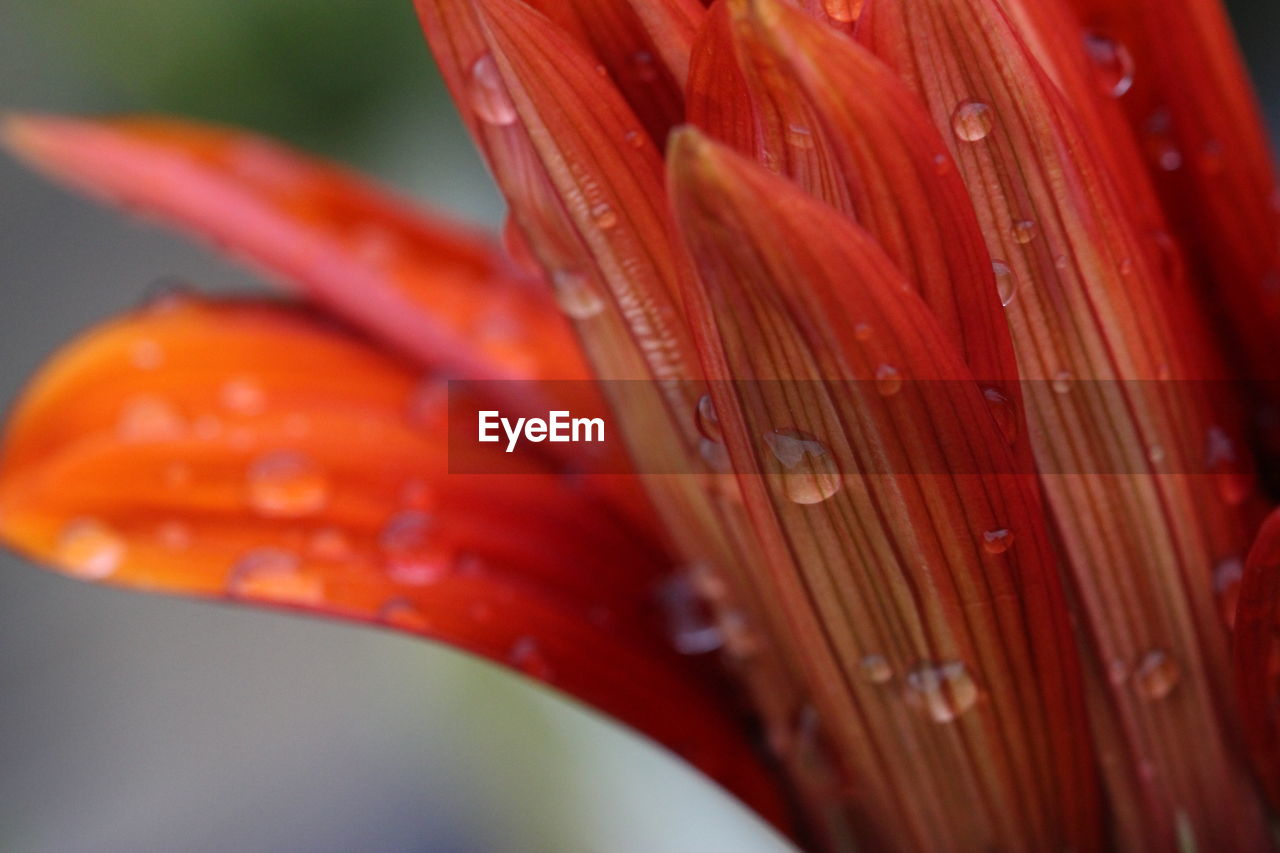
xmin=0 ymin=1 xmax=1275 ymax=851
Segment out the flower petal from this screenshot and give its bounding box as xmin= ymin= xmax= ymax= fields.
xmin=2 ymin=115 xmax=587 ymax=384
xmin=668 ymin=129 xmax=1099 ymax=851
xmin=1232 ymin=508 xmax=1280 ymax=809
xmin=688 ymin=0 xmax=1019 ymax=391
xmin=0 ymin=294 xmax=789 ymax=825
xmin=860 ymin=0 xmax=1268 ymax=845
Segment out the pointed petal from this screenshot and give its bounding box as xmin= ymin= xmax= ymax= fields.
xmin=1065 ymin=0 xmax=1280 ymax=383
xmin=669 ymin=129 xmax=1099 ymax=851
xmin=2 ymin=115 xmax=587 ymax=384
xmin=860 ymin=0 xmax=1268 ymax=845
xmin=689 ymin=0 xmax=1019 ymax=391
xmin=0 ymin=294 xmax=790 ymax=824
xmin=1233 ymin=508 xmax=1280 ymax=808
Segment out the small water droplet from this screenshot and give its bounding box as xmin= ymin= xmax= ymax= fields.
xmin=905 ymin=660 xmax=979 ymax=722
xmin=627 ymin=50 xmax=658 ymax=82
xmin=875 ymin=363 xmax=903 ymax=396
xmin=1082 ymin=30 xmax=1134 ymax=98
xmin=981 ymin=528 xmax=1014 ymax=554
xmin=56 ymin=518 xmax=125 ymax=579
xmin=1010 ymin=219 xmax=1038 ymax=244
xmin=992 ymin=259 xmax=1017 ymax=306
xmin=246 ymin=451 xmax=329 ymax=517
xmin=379 ymin=510 xmax=450 ymax=585
xmin=786 ymin=124 xmax=815 ymax=149
xmin=591 ymin=203 xmax=618 ymax=229
xmin=379 ymin=598 xmax=432 ymax=632
xmin=308 ymin=526 xmax=352 ymax=561
xmin=1214 ymin=556 xmax=1243 ymax=628
xmin=657 ymin=574 xmax=722 ymax=654
xmin=623 ymin=129 xmax=645 ymax=149
xmin=1052 ymin=370 xmax=1073 ymax=394
xmin=1148 ymin=444 xmax=1166 ymax=465
xmin=932 ymin=152 xmax=952 ymax=175
xmin=1205 ymin=426 xmax=1253 ymax=505
xmin=551 ymin=269 xmax=605 ymax=319
xmin=1108 ymin=658 xmax=1130 ymax=685
xmin=719 ymin=610 xmax=761 ymax=660
xmin=699 ymin=437 xmax=731 ymax=473
xmin=982 ymin=386 xmax=1019 ymax=444
xmin=467 ymin=54 xmax=518 ymax=126
xmin=1119 ymin=256 xmax=1135 ymax=276
xmin=1144 ymin=109 xmax=1183 ymax=171
xmin=853 ymin=322 xmax=873 ymax=341
xmin=228 ymin=547 xmax=322 ymax=605
xmin=763 ymin=429 xmax=842 ymax=505
xmin=509 ymin=636 xmax=554 ymax=680
xmin=118 ymin=395 xmax=185 ymax=442
xmin=130 ymin=338 xmax=165 ymax=370
xmin=695 ymin=393 xmax=723 ymax=443
xmin=860 ymin=654 xmax=893 ymax=684
xmin=821 ymin=0 xmax=863 ymax=21
xmin=155 ymin=520 xmax=192 ymax=550
xmin=220 ymin=377 xmax=267 ymax=415
xmin=951 ymin=100 xmax=993 ymax=142
xmin=1133 ymin=648 xmax=1180 ymax=700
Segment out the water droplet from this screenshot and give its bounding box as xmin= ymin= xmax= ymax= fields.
xmin=1052 ymin=370 xmax=1073 ymax=394
xmin=853 ymin=322 xmax=873 ymax=341
xmin=905 ymin=660 xmax=979 ymax=723
xmin=1119 ymin=256 xmax=1135 ymax=276
xmin=379 ymin=598 xmax=432 ymax=632
xmin=981 ymin=528 xmax=1014 ymax=554
xmin=719 ymin=610 xmax=761 ymax=660
xmin=467 ymin=54 xmax=518 ymax=126
xmin=860 ymin=654 xmax=893 ymax=684
xmin=982 ymin=386 xmax=1019 ymax=444
xmin=509 ymin=636 xmax=553 ymax=680
xmin=875 ymin=363 xmax=903 ymax=396
xmin=763 ymin=429 xmax=842 ymax=505
xmin=695 ymin=393 xmax=723 ymax=443
xmin=623 ymin=129 xmax=645 ymax=149
xmin=155 ymin=520 xmax=192 ymax=550
xmin=1144 ymin=109 xmax=1183 ymax=171
xmin=1010 ymin=219 xmax=1039 ymax=244
xmin=228 ymin=547 xmax=322 ymax=605
xmin=130 ymin=338 xmax=165 ymax=370
xmin=1133 ymin=648 xmax=1180 ymax=700
xmin=551 ymin=269 xmax=605 ymax=319
xmin=1205 ymin=426 xmax=1253 ymax=505
xmin=118 ymin=395 xmax=185 ymax=441
xmin=56 ymin=518 xmax=125 ymax=579
xmin=951 ymin=100 xmax=993 ymax=142
xmin=932 ymin=152 xmax=952 ymax=175
xmin=699 ymin=437 xmax=731 ymax=473
xmin=689 ymin=562 xmax=729 ymax=603
xmin=246 ymin=451 xmax=329 ymax=517
xmin=590 ymin=203 xmax=618 ymax=229
xmin=657 ymin=575 xmax=722 ymax=654
xmin=1082 ymin=30 xmax=1134 ymax=98
xmin=1214 ymin=556 xmax=1243 ymax=628
xmin=822 ymin=0 xmax=864 ymax=22
xmin=786 ymin=124 xmax=815 ymax=149
xmin=1108 ymin=658 xmax=1130 ymax=685
xmin=220 ymin=377 xmax=267 ymax=415
xmin=308 ymin=526 xmax=352 ymax=561
xmin=380 ymin=510 xmax=451 ymax=585
xmin=627 ymin=50 xmax=658 ymax=83
xmin=1148 ymin=444 xmax=1166 ymax=465
xmin=992 ymin=259 xmax=1017 ymax=306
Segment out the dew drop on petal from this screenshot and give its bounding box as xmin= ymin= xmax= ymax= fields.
xmin=220 ymin=377 xmax=267 ymax=415
xmin=379 ymin=510 xmax=451 ymax=586
xmin=719 ymin=610 xmax=762 ymax=661
xmin=657 ymin=574 xmax=723 ymax=654
xmin=308 ymin=526 xmax=353 ymax=561
xmin=1205 ymin=425 xmax=1253 ymax=505
xmin=1133 ymin=648 xmax=1180 ymax=700
xmin=822 ymin=0 xmax=864 ymax=22
xmin=591 ymin=203 xmax=618 ymax=229
xmin=155 ymin=520 xmax=192 ymax=551
xmin=1010 ymin=219 xmax=1039 ymax=244
xmin=551 ymin=269 xmax=605 ymax=319
xmin=905 ymin=660 xmax=978 ymax=723
xmin=118 ymin=395 xmax=185 ymax=442
xmin=695 ymin=393 xmax=723 ymax=443
xmin=992 ymin=260 xmax=1017 ymax=307
xmin=246 ymin=451 xmax=330 ymax=517
xmin=379 ymin=598 xmax=432 ymax=632
xmin=951 ymin=100 xmax=993 ymax=142
xmin=130 ymin=338 xmax=165 ymax=370
xmin=699 ymin=437 xmax=731 ymax=474
xmin=982 ymin=386 xmax=1019 ymax=444
xmin=786 ymin=124 xmax=815 ymax=150
xmin=467 ymin=54 xmax=518 ymax=126
xmin=228 ymin=547 xmax=323 ymax=605
xmin=509 ymin=636 xmax=554 ymax=680
xmin=1052 ymin=370 xmax=1073 ymax=394
xmin=763 ymin=429 xmax=842 ymax=505
xmin=627 ymin=50 xmax=658 ymax=83
xmin=853 ymin=322 xmax=873 ymax=342
xmin=55 ymin=518 xmax=125 ymax=580
xmin=981 ymin=528 xmax=1014 ymax=554
xmin=875 ymin=364 xmax=903 ymax=397
xmin=1213 ymin=556 xmax=1244 ymax=628
xmin=860 ymin=654 xmax=893 ymax=684
xmin=1082 ymin=30 xmax=1134 ymax=98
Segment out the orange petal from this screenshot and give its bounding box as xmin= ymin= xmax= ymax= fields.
xmin=1232 ymin=508 xmax=1280 ymax=809
xmin=1065 ymin=0 xmax=1280 ymax=384
xmin=0 ymin=294 xmax=788 ymax=825
xmin=861 ymin=0 xmax=1269 ymax=846
xmin=669 ymin=129 xmax=1099 ymax=851
xmin=689 ymin=0 xmax=1019 ymax=391
xmin=2 ymin=115 xmax=588 ymax=385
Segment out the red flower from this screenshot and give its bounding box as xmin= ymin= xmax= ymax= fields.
xmin=4 ymin=0 xmax=1279 ymax=849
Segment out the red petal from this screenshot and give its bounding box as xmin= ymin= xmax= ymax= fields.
xmin=669 ymin=129 xmax=1099 ymax=851
xmin=1233 ymin=508 xmax=1280 ymax=809
xmin=0 ymin=294 xmax=789 ymax=824
xmin=689 ymin=0 xmax=1019 ymax=391
xmin=2 ymin=115 xmax=588 ymax=384
xmin=860 ymin=0 xmax=1269 ymax=845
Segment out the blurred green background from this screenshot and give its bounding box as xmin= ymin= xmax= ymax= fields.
xmin=0 ymin=0 xmax=1276 ymax=851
